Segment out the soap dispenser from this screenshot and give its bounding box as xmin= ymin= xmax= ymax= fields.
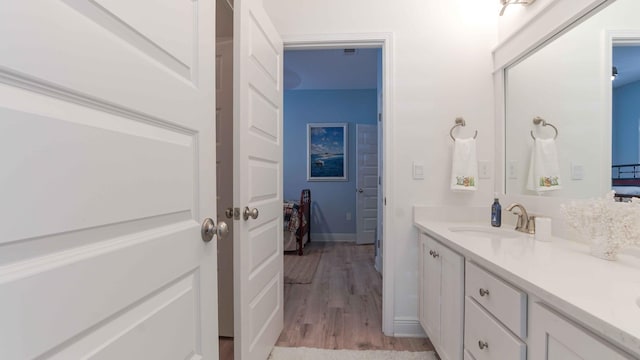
xmin=491 ymin=194 xmax=502 ymax=227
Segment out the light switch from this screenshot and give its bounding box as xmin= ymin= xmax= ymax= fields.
xmin=413 ymin=161 xmax=424 ymax=180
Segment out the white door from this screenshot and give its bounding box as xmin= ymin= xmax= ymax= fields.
xmin=356 ymin=124 xmax=378 ymax=244
xmin=0 ymin=2 xmax=218 ymax=359
xmin=217 ymin=39 xmax=235 ymax=338
xmin=233 ymin=0 xmax=284 ymax=359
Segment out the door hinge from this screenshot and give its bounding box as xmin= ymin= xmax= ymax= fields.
xmin=378 ymin=176 xmax=381 ymax=185
xmin=378 ymin=113 xmax=382 ymax=122
xmin=384 ymin=197 xmax=387 ymax=206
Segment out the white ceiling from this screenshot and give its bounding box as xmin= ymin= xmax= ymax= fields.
xmin=284 ymin=48 xmax=380 ymax=90
xmin=613 ymin=45 xmax=640 ymax=88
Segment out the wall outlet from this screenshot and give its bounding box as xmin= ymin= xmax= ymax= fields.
xmin=571 ymin=162 xmax=584 ymax=180
xmin=478 ymin=161 xmax=491 ymax=179
xmin=346 ymin=212 xmax=352 ymax=221
xmin=508 ymin=161 xmax=518 ymax=179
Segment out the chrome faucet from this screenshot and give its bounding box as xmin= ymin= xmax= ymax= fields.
xmin=506 ymin=203 xmax=536 ymax=234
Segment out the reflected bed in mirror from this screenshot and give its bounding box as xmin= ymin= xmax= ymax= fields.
xmin=504 ymin=0 xmax=640 ymax=199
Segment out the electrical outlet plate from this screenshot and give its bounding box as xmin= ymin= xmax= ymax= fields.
xmin=478 ymin=161 xmax=491 ymax=179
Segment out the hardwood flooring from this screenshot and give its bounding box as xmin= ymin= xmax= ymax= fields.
xmin=218 ymin=242 xmax=433 ymax=358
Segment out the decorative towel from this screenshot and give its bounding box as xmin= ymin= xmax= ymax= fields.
xmin=527 ymin=138 xmax=561 ymax=192
xmin=450 ymin=137 xmax=478 ymax=191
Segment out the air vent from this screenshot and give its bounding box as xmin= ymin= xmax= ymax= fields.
xmin=343 ymin=48 xmax=357 ymax=55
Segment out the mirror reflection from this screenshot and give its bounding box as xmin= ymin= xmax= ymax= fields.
xmin=504 ymin=0 xmax=640 ymax=199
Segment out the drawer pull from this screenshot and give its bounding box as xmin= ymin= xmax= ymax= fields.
xmin=478 ymin=340 xmax=489 ymax=350
xmin=429 ymin=250 xmax=434 ymax=256
xmin=479 ymin=288 xmax=490 ymax=297
xmin=432 ymin=251 xmax=439 ymax=258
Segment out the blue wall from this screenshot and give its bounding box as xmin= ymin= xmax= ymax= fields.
xmin=284 ymin=89 xmax=377 ymax=235
xmin=613 ymin=81 xmax=640 ymax=165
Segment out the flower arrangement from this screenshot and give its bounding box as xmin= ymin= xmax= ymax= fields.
xmin=560 ymin=191 xmax=640 ymax=260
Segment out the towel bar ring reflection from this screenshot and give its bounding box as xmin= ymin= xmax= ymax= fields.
xmin=530 ymin=116 xmax=558 ymax=140
xmin=449 ymin=117 xmax=478 ymax=141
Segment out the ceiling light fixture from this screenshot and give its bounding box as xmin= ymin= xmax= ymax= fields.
xmin=612 ymin=66 xmax=618 ymax=81
xmin=499 ymin=0 xmax=536 ymax=16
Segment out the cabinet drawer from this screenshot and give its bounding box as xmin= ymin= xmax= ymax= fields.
xmin=465 ymin=297 xmax=526 ymax=360
xmin=466 ymin=261 xmax=527 ymax=337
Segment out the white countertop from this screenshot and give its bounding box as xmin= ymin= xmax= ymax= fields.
xmin=414 ymin=217 xmax=640 ymax=357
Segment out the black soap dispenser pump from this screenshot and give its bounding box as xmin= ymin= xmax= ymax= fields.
xmin=491 ymin=194 xmax=502 ymax=227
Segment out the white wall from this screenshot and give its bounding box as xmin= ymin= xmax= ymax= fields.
xmin=264 ymin=0 xmax=497 ymax=335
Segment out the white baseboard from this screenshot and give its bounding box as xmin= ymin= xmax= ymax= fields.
xmin=310 ymin=233 xmax=356 ymax=242
xmin=393 ymin=317 xmax=426 ymax=338
xmin=374 ymin=254 xmax=382 ymax=273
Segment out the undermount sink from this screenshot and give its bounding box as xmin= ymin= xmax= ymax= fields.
xmin=448 ymin=226 xmax=523 ymax=239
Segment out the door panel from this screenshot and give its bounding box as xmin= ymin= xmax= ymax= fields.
xmin=234 ymin=0 xmax=283 ymax=359
xmin=0 ymin=1 xmax=217 ymax=359
xmin=356 ymin=124 xmax=378 ymax=244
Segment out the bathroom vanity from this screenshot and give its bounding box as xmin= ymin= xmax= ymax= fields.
xmin=414 ymin=208 xmax=640 ymax=360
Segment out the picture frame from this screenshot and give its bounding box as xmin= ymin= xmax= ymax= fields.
xmin=307 ymin=123 xmax=348 ymax=181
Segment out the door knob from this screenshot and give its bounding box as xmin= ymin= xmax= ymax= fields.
xmin=201 ymin=218 xmax=229 ymax=242
xmin=243 ymin=207 xmax=259 ymax=220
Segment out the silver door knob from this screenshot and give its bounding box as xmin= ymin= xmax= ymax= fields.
xmin=243 ymin=207 xmax=259 ymax=220
xmin=201 ymin=218 xmax=229 ymax=242
xmin=357 ymin=188 xmax=364 ymax=193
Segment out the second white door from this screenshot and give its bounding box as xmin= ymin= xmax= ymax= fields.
xmin=356 ymin=124 xmax=378 ymax=245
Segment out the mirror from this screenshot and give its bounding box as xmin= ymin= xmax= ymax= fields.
xmin=504 ymin=0 xmax=640 ymax=198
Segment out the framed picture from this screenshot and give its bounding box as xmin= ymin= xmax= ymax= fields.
xmin=307 ymin=123 xmax=348 ymax=181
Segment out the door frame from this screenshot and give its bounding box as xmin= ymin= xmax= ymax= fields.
xmin=283 ymin=32 xmax=395 ymax=335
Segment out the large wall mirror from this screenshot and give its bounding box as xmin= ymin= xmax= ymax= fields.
xmin=504 ymin=0 xmax=640 ymax=199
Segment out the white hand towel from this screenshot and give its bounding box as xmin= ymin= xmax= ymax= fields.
xmin=450 ymin=138 xmax=478 ymax=191
xmin=527 ymin=138 xmax=561 ymax=192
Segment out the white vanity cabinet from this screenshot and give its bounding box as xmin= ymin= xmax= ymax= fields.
xmin=464 ymin=261 xmax=527 ymax=360
xmin=418 ymin=233 xmax=464 ymax=360
xmin=530 ymin=303 xmax=635 ymax=360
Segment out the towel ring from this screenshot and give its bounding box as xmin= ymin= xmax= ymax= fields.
xmin=449 ymin=117 xmax=478 ymax=141
xmin=530 ymin=116 xmax=558 ymax=140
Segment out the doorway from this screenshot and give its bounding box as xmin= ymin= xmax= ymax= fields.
xmin=282 ymin=35 xmax=394 ymax=335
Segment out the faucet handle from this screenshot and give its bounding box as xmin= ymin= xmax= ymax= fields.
xmin=527 ymin=215 xmax=536 ymax=234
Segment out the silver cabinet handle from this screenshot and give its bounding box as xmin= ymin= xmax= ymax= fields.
xmin=478 ymin=340 xmax=489 ymax=350
xmin=432 ymin=251 xmax=439 ymax=258
xmin=243 ymin=207 xmax=259 ymax=220
xmin=429 ymin=250 xmax=434 ymax=256
xmin=201 ymin=218 xmax=229 ymax=242
xmin=479 ymin=288 xmax=490 ymax=297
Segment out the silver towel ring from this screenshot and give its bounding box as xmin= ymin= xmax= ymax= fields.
xmin=530 ymin=116 xmax=558 ymax=140
xmin=450 ymin=117 xmax=478 ymax=141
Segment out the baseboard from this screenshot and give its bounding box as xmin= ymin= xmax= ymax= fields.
xmin=309 ymin=233 xmax=356 ymax=242
xmin=393 ymin=317 xmax=426 ymax=338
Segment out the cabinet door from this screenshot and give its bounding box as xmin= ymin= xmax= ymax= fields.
xmin=418 ymin=235 xmax=428 ymax=331
xmin=423 ymin=236 xmax=441 ymax=346
xmin=530 ymin=303 xmax=634 ymax=360
xmin=439 ymin=243 xmax=464 ymax=360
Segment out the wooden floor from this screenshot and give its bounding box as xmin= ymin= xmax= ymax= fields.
xmin=219 ymin=242 xmax=433 ymax=358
